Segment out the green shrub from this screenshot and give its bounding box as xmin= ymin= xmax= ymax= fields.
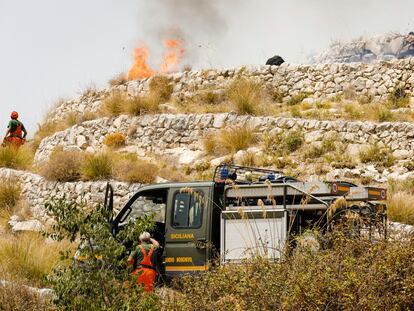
xmin=359 ymin=144 xmax=394 ymax=167
xmin=262 ymin=130 xmax=304 ymax=156
xmin=0 ymin=145 xmax=33 ymax=170
xmin=164 ymin=232 xmax=414 ymax=310
xmin=82 ymin=153 xmax=113 ymax=180
xmin=40 ymin=148 xmax=85 ymax=182
xmin=226 ymin=78 xmax=263 ymax=115
xmin=284 ymin=130 xmax=304 ymax=152
xmin=45 ymin=198 xmax=157 ymax=310
xmin=103 ymin=132 xmax=126 ymax=149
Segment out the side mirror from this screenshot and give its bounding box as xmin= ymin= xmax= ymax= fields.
xmin=104 ymin=182 xmax=114 ymax=224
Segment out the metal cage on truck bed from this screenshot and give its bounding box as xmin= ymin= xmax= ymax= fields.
xmin=215 ymin=165 xmax=387 ymax=263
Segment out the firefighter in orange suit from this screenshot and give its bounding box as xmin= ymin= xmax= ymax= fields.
xmin=128 ymin=232 xmax=160 ymax=292
xmin=3 ymin=111 xmax=27 ymax=147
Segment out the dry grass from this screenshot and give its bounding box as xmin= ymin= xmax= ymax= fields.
xmin=0 ymin=179 xmax=21 ymax=212
xmin=203 ymin=126 xmax=256 ymax=156
xmin=287 ymin=93 xmax=308 ymax=106
xmin=359 ymin=143 xmax=395 ymax=167
xmin=387 ymin=85 xmax=410 ymax=109
xmin=262 ymin=129 xmax=304 ymax=156
xmin=165 ymin=233 xmax=414 ymax=310
xmin=81 ymin=152 xmax=113 ymax=180
xmin=108 ymin=72 xmax=127 ymax=87
xmin=0 ymin=232 xmax=72 ymax=287
xmin=149 ymin=75 xmax=173 ymax=102
xmin=102 ymin=93 xmax=129 ymax=117
xmin=226 ymin=78 xmax=264 ymax=115
xmin=126 ymin=95 xmax=162 ymax=115
xmin=387 ymin=192 xmax=414 ymax=225
xmin=103 ymin=132 xmax=126 ymax=149
xmin=0 ymin=277 xmax=56 ymax=311
xmin=113 ymin=153 xmax=158 ymax=183
xmin=40 ymin=148 xmax=85 ymax=182
xmin=0 ymin=145 xmax=33 ymax=170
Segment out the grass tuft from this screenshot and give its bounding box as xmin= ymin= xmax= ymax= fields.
xmin=387 ymin=192 xmax=414 ymax=225
xmin=0 ymin=145 xmax=33 ymax=170
xmin=108 ymin=73 xmax=127 ymax=87
xmin=148 ymin=75 xmax=173 ymax=102
xmin=0 ymin=232 xmax=72 ymax=287
xmin=103 ymin=132 xmax=126 ymax=149
xmin=102 ymin=93 xmax=129 ymax=117
xmin=203 ymin=126 xmax=256 ymax=156
xmin=387 ymin=85 xmax=410 ymax=108
xmin=226 ymin=78 xmax=263 ymax=115
xmin=40 ymin=148 xmax=85 ymax=182
xmin=0 ymin=179 xmax=21 ymax=212
xmin=287 ymin=93 xmax=308 ymax=106
xmin=113 ymin=153 xmax=158 ymax=183
xmin=81 ymin=153 xmax=113 ymax=180
xmin=359 ymin=144 xmax=394 ymax=167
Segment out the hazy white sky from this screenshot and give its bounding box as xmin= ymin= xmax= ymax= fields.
xmin=0 ymin=0 xmax=413 ymax=135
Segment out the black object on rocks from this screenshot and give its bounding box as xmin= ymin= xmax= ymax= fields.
xmin=266 ymin=55 xmax=285 ymax=66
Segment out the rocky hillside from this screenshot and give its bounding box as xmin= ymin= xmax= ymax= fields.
xmin=2 ymin=57 xmax=414 ymax=232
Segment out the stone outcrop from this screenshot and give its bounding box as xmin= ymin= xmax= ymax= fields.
xmin=49 ymin=58 xmax=414 ymax=123
xmin=36 ymin=113 xmax=414 ymax=164
xmin=313 ymin=33 xmax=414 ymax=63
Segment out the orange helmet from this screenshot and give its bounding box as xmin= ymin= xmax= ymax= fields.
xmin=10 ymin=111 xmax=18 ymax=119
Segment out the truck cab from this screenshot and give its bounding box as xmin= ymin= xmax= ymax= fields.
xmin=112 ymin=181 xmax=223 ymax=278
xmin=109 ymin=165 xmax=387 ymax=280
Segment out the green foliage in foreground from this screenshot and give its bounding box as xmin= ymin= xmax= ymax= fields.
xmin=43 ymin=198 xmax=414 ymax=310
xmin=45 ymin=198 xmax=158 ymax=310
xmin=165 ymin=232 xmax=414 ymax=310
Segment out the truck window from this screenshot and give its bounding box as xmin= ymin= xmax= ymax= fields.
xmin=118 ymin=190 xmax=168 ymax=226
xmin=172 ymin=191 xmax=203 ymax=228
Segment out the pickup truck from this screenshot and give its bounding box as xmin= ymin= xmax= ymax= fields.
xmin=105 ymin=164 xmax=387 ymax=279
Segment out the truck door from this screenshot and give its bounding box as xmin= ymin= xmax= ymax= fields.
xmin=164 ymin=186 xmax=210 ymax=276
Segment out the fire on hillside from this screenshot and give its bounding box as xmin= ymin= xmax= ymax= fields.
xmin=127 ymin=38 xmax=184 ymax=80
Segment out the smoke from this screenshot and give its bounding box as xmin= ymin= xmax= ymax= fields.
xmin=134 ymin=0 xmax=414 ymax=69
xmin=135 ymin=0 xmax=234 ymax=69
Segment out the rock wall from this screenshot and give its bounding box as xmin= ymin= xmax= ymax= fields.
xmin=35 ymin=113 xmax=414 ymax=164
xmin=50 ymin=58 xmax=414 ymax=123
xmin=0 ymin=168 xmax=141 ymax=223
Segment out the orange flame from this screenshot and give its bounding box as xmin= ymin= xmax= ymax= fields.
xmin=160 ymin=39 xmax=184 ymax=73
xmin=127 ymin=38 xmax=184 ymax=80
xmin=127 ymin=45 xmax=155 ymax=80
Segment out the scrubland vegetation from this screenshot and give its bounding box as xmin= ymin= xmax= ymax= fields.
xmin=203 ymin=126 xmax=257 ymax=156
xmin=40 ymin=148 xmax=159 ymax=184
xmin=0 ymin=145 xmax=33 ymax=170
xmin=165 ymin=232 xmax=414 ymax=310
xmin=1 ymin=196 xmax=412 ymax=310
xmin=102 ymin=75 xmax=173 ymax=117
